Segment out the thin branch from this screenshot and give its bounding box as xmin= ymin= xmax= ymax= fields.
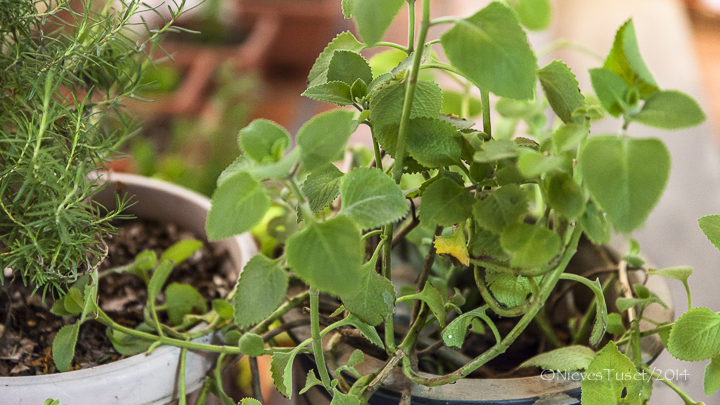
xmin=249 ymin=357 xmax=265 ymax=404
xmin=410 ymin=226 xmax=443 ymax=324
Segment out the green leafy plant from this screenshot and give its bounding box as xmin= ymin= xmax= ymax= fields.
xmin=44 ymin=1 xmax=720 ymax=404
xmin=0 ymin=0 xmax=187 ymax=294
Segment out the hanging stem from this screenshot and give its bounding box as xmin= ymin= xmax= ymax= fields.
xmin=403 ymin=225 xmax=583 ymax=387
xmin=640 ymin=365 xmax=700 ymax=405
xmin=249 ymin=357 xmax=265 ymax=404
xmin=481 ymin=88 xmax=491 ymax=138
xmin=310 ymin=288 xmax=333 ymax=392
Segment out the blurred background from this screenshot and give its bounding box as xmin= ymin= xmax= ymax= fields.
xmin=113 ymin=0 xmax=720 ymax=403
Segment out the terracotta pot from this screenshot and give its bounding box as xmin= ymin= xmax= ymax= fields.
xmin=0 ymin=173 xmax=258 ymax=405
xmin=127 ymin=13 xmax=280 ymax=117
xmin=238 ymin=0 xmax=342 ymax=74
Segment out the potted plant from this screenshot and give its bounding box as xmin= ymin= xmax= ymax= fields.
xmin=1 ymin=172 xmax=257 ymax=404
xmin=7 ymin=1 xmax=717 ymax=404
xmin=0 ymin=0 xmax=250 ymax=403
xmin=200 ymin=0 xmax=713 ymax=404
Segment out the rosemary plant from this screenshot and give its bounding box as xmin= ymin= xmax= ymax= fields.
xmin=0 ymin=0 xmax=186 ymax=295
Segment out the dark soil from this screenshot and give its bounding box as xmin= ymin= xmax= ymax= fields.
xmin=0 ymin=220 xmax=233 ymax=376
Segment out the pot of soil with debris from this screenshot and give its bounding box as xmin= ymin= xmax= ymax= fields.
xmin=0 ymin=172 xmax=257 ymax=404
xmin=286 ymin=236 xmax=673 ymax=405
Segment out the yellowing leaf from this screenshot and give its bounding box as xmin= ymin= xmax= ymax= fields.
xmin=434 ymin=226 xmax=469 ymax=266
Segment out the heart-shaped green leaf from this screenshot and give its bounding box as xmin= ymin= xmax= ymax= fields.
xmin=419 ymin=177 xmax=474 ymax=227
xmin=545 ymin=172 xmax=586 ymax=219
xmin=303 ymin=163 xmax=345 ymax=213
xmin=581 ymin=341 xmax=652 ymax=405
xmin=369 ymin=79 xmax=443 ymax=156
xmin=238 ymin=119 xmax=290 ymax=163
xmin=631 ymin=90 xmax=705 ymax=130
xmin=302 ymin=82 xmax=354 ymax=106
xmin=52 ymin=323 xmax=80 ymax=372
xmin=442 ymin=307 xmax=488 ymax=348
xmin=603 ymin=19 xmax=658 ymax=98
xmin=397 ymin=282 xmax=446 ymax=328
xmin=308 ymin=32 xmax=366 ymax=87
xmin=297 ymin=109 xmax=358 ymax=172
xmin=473 ymin=184 xmax=528 ymax=234
xmin=342 ymin=0 xmax=405 ymax=46
xmin=406 ymin=117 xmax=463 ymax=168
xmin=165 ymin=283 xmax=206 ymax=325
xmin=705 ymin=355 xmax=720 ymax=396
xmin=340 ymin=167 xmax=408 ymax=229
xmin=441 ymin=2 xmax=537 ymax=100
xmin=234 ymin=254 xmax=289 ymax=328
xmin=327 ymin=50 xmax=373 ymax=87
xmin=580 ymin=136 xmax=670 ymax=233
xmin=486 ymin=270 xmax=531 ymax=308
xmin=667 ymin=307 xmax=720 ymax=361
xmin=342 ymin=260 xmax=396 ymax=326
xmin=500 ymin=223 xmax=561 ymax=269
xmin=286 ymin=216 xmax=364 ymax=298
xmin=589 ymin=68 xmax=628 ymax=118
xmin=207 ymin=171 xmax=271 ymax=241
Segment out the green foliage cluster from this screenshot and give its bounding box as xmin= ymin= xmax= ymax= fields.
xmin=41 ymin=1 xmax=720 ymax=404
xmin=0 ymin=0 xmax=185 ymax=293
xmin=203 ymin=1 xmax=711 ymax=403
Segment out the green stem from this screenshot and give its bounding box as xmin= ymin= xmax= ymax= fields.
xmin=362 ymin=229 xmax=384 ymax=241
xmin=640 ymin=365 xmax=700 ymax=405
xmin=420 ymin=62 xmax=465 ymax=77
xmin=375 ymin=42 xmax=409 ymax=53
xmin=481 ymin=89 xmax=491 ymax=138
xmin=249 ymin=357 xmax=265 ymax=404
xmin=372 ymin=134 xmax=384 ymax=171
xmin=193 ymin=379 xmax=211 ymax=405
xmin=179 ymin=347 xmax=188 ymax=405
xmin=32 ymin=70 xmax=53 ymax=175
xmin=250 ymin=290 xmax=310 ymax=335
xmin=572 ymin=274 xmax=616 ymax=345
xmin=407 ymin=0 xmax=416 ymax=54
xmin=533 ymin=310 xmax=562 ymax=349
xmin=430 ymin=16 xmax=461 ymax=26
xmin=682 ymin=280 xmax=692 ymax=312
xmin=149 ymin=300 xmax=166 ymax=338
xmin=398 ymin=304 xmax=429 ymax=353
xmin=630 ymin=318 xmax=642 ymax=366
xmin=461 ymin=81 xmax=472 ymax=119
xmin=535 ymin=39 xmax=604 ymax=61
xmin=473 ymin=264 xmax=531 ymax=317
xmin=310 ymin=289 xmax=333 ymax=392
xmin=614 ymin=323 xmax=673 ymax=347
xmin=380 ymin=1 xmax=432 ymax=355
xmin=392 ymin=0 xmax=430 ymax=186
xmin=96 ymin=310 xmax=242 ymax=354
xmin=405 ymin=225 xmax=583 ymax=387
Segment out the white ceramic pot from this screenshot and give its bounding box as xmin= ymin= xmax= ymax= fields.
xmin=0 ymin=172 xmax=258 ymax=405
